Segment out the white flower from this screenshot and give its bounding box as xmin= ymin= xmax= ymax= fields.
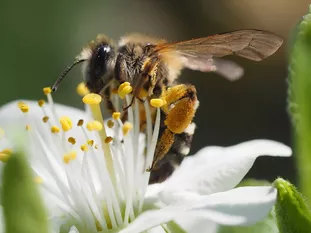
xmin=0 ymin=88 xmax=291 ymax=233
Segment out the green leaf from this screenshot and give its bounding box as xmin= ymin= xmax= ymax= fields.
xmin=288 ymin=4 xmax=311 ymax=201
xmin=274 ymin=178 xmax=311 ymax=233
xmin=1 ymin=151 xmax=49 ymax=233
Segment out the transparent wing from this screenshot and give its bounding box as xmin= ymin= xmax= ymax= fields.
xmin=154 ymin=29 xmax=283 ymax=80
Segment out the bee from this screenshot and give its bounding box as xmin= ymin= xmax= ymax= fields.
xmin=52 ymin=30 xmax=283 ymax=183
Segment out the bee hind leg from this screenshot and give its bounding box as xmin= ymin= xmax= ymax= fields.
xmin=149 ymin=122 xmax=196 ymax=184
xmin=148 ymin=84 xmax=198 ymax=182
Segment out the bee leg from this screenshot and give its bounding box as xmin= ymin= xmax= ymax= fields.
xmin=149 ymin=123 xmax=196 ymax=184
xmin=149 ymin=84 xmax=198 ymax=171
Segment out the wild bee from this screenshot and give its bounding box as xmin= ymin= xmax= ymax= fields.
xmin=52 ymin=30 xmax=283 ymax=183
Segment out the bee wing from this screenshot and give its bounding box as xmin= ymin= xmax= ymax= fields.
xmin=155 ymin=29 xmax=283 ymax=80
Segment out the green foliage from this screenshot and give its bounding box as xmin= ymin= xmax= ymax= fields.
xmin=274 ymin=178 xmax=311 ymax=233
xmin=1 ymin=151 xmax=49 ymax=233
xmin=288 ymin=4 xmax=311 ymax=201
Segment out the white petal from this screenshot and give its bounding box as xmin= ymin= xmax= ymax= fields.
xmin=0 ymin=100 xmax=88 ymax=144
xmin=160 ymin=186 xmax=277 ymax=226
xmin=118 ymin=208 xmax=180 ymax=233
xmin=173 ymin=218 xmax=218 ymax=233
xmin=119 ymin=186 xmax=276 ymax=233
xmin=68 ymin=226 xmax=80 ymax=233
xmin=163 ymin=140 xmax=291 ymax=195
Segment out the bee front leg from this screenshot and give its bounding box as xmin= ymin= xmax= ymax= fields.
xmin=149 ymin=84 xmax=198 ymax=172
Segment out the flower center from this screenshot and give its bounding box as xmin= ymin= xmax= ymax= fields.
xmin=13 ymin=82 xmax=161 ymax=232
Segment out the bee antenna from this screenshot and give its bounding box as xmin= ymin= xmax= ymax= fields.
xmin=52 ymin=59 xmax=86 ymax=92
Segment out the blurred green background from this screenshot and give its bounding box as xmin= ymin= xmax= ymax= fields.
xmin=1 ymin=0 xmax=308 ymax=183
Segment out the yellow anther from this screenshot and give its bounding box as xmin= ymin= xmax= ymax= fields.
xmin=69 ymin=151 xmax=77 ymax=159
xmin=118 ymin=82 xmax=130 ymax=90
xmin=38 ymin=99 xmax=45 ymax=107
xmin=94 ymin=145 xmax=99 ymax=149
xmin=77 ymin=119 xmax=84 ymax=126
xmin=25 ymin=125 xmax=31 ymax=131
xmin=81 ymin=144 xmax=88 ymax=152
xmin=63 ymin=154 xmax=71 ymax=164
xmin=68 ymin=137 xmax=76 ymax=145
xmin=76 ymin=82 xmax=90 ymax=96
xmin=43 ymin=87 xmax=52 ymax=95
xmin=122 ymin=122 xmax=133 ymax=136
xmin=87 ymin=140 xmax=94 ymax=146
xmin=112 ymin=112 xmax=121 ymax=120
xmin=34 ymin=176 xmax=43 ymax=184
xmin=42 ymin=116 xmax=49 ymax=123
xmin=105 ymin=136 xmax=113 ymax=143
xmin=0 ymin=128 xmax=5 ymax=140
xmin=17 ymin=101 xmax=25 ymax=107
xmin=60 ymin=116 xmax=73 ymax=132
xmin=118 ymin=82 xmax=133 ymax=99
xmin=107 ymin=120 xmax=114 ymax=128
xmin=63 ymin=151 xmax=77 ymax=164
xmin=82 ymin=93 xmax=102 ymax=105
xmin=86 ymin=121 xmax=103 ymax=131
xmin=0 ymin=149 xmax=12 ymax=162
xmin=150 ymin=98 xmax=165 ymax=108
xmin=18 ymin=102 xmax=29 ymax=113
xmin=51 ymin=126 xmax=60 ymax=134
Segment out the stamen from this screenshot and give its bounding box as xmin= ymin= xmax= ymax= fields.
xmin=68 ymin=137 xmax=76 ymax=145
xmin=77 ymin=119 xmax=84 ymax=126
xmin=42 ymin=116 xmax=49 ymax=123
xmin=105 ymin=137 xmax=113 ymax=144
xmin=60 ymin=116 xmax=73 ymax=132
xmin=34 ymin=176 xmax=43 ymax=184
xmin=81 ymin=144 xmax=88 ymax=152
xmin=18 ymin=102 xmax=29 ymax=113
xmin=118 ymin=82 xmax=130 ymax=92
xmin=38 ymin=99 xmax=45 ymax=107
xmin=43 ymin=87 xmax=52 ymax=95
xmin=118 ymin=82 xmax=132 ymax=99
xmin=77 ymin=82 xmax=90 ymax=96
xmin=150 ymin=98 xmax=165 ymax=108
xmin=86 ymin=121 xmax=103 ymax=131
xmin=51 ymin=126 xmax=60 ymax=134
xmin=112 ymin=112 xmax=121 ymax=120
xmin=94 ymin=145 xmax=99 ymax=149
xmin=82 ymin=93 xmax=102 ymax=105
xmin=25 ymin=125 xmax=31 ymax=131
xmin=122 ymin=122 xmax=133 ymax=136
xmin=87 ymin=140 xmax=94 ymax=146
xmin=63 ymin=151 xmax=77 ymax=164
xmin=107 ymin=120 xmax=114 ymax=128
xmin=82 ymin=93 xmax=116 ymax=186
xmin=0 ymin=148 xmax=12 ymax=162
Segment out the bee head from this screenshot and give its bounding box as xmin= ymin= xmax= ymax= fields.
xmin=52 ymin=35 xmax=115 ymax=93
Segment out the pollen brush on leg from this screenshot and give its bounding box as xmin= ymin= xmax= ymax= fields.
xmin=147 ymin=84 xmax=199 ymax=182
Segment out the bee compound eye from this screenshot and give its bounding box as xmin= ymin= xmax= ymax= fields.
xmin=97 ymin=44 xmax=111 ymax=58
xmin=91 ymin=44 xmax=113 ymax=78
